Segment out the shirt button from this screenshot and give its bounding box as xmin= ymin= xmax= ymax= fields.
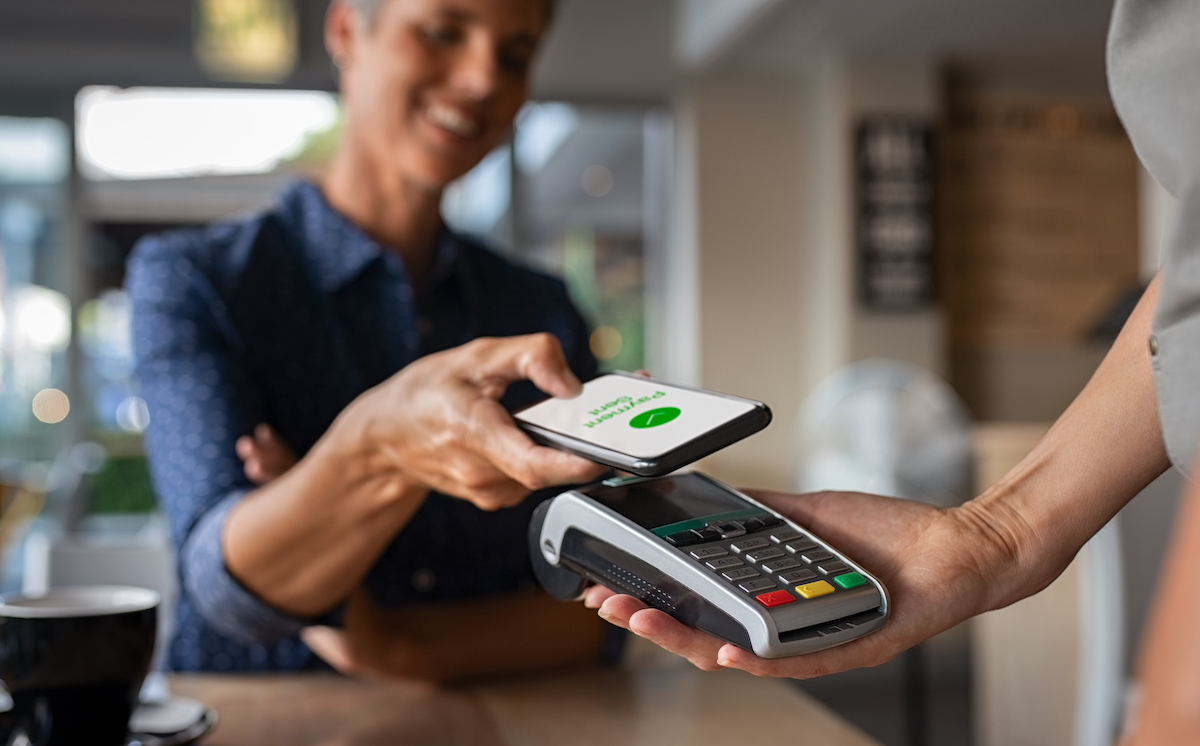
xmin=1149 ymin=335 xmax=1159 ymax=355
xmin=412 ymin=568 xmax=437 ymax=592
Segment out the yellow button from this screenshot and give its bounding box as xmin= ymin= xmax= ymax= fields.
xmin=796 ymin=580 xmax=835 ymax=599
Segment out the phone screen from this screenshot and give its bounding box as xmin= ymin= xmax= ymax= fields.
xmin=514 ymin=374 xmax=758 ymax=459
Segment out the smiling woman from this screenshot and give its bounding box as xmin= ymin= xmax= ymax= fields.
xmin=127 ymin=0 xmax=614 ymax=679
xmin=322 ymin=0 xmax=552 ymax=282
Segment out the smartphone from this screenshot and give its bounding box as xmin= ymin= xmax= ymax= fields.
xmin=514 ymin=372 xmax=771 ymax=476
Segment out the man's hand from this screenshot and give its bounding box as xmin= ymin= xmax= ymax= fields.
xmin=586 ymin=489 xmax=1019 ymax=678
xmin=336 ymin=333 xmax=608 ymax=511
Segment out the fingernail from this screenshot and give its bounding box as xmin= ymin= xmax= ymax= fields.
xmin=716 ymin=656 xmax=730 ymax=667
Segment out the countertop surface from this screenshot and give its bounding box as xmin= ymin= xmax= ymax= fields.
xmin=170 ymin=641 xmax=881 ymax=746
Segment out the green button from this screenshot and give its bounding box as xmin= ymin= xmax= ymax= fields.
xmin=833 ymin=572 xmax=867 ymax=589
xmin=629 ymin=407 xmax=681 ymax=429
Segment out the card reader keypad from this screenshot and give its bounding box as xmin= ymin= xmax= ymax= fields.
xmin=705 ymin=556 xmax=744 ymax=571
xmin=722 ymin=567 xmax=761 ymax=582
xmin=670 ymin=513 xmax=869 ymax=609
xmin=729 ymin=538 xmax=770 ymax=554
xmin=760 ymin=557 xmax=803 ymax=573
xmin=744 ymin=547 xmax=786 ymax=563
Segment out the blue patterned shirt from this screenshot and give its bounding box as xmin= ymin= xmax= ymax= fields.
xmin=127 ymin=181 xmax=596 ymax=671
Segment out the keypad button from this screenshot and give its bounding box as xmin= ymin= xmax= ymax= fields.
xmin=738 ymin=578 xmax=778 ymax=593
xmin=834 ymin=572 xmax=868 ymax=589
xmin=770 ymin=529 xmax=803 ymax=544
xmin=694 ymin=526 xmax=722 ymax=542
xmin=795 ymin=580 xmax=835 ymax=599
xmin=740 ymin=517 xmax=766 ymax=533
xmin=758 ymin=515 xmax=783 ymax=528
xmin=730 ymin=537 xmax=771 ymax=554
xmin=745 ymin=547 xmax=786 ymax=563
xmin=784 ymin=540 xmax=819 ymax=554
xmin=754 ymin=590 xmax=795 ymax=608
xmin=817 ymin=561 xmax=849 ymax=576
xmin=800 ymin=550 xmax=834 ymax=564
xmin=665 ymin=530 xmax=702 ymax=547
xmin=778 ymin=569 xmax=818 ymax=584
xmin=690 ymin=546 xmax=729 ymax=560
xmin=711 ymin=521 xmax=746 ymax=539
xmin=722 ymin=567 xmax=761 ymax=582
xmin=761 ymin=557 xmax=803 ymax=573
xmin=705 ymin=556 xmax=744 ymax=571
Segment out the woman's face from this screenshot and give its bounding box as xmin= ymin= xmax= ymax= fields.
xmin=329 ymin=0 xmax=547 ymax=190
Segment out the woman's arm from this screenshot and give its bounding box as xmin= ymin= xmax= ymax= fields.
xmin=237 ymin=421 xmax=613 ymax=681
xmin=301 ymin=588 xmax=610 ymax=684
xmin=223 ymin=334 xmax=608 ymax=618
xmin=592 ymin=274 xmax=1170 ymax=677
xmin=1118 ymin=453 xmax=1200 ymax=745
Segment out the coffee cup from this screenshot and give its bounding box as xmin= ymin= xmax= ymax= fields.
xmin=0 ymin=586 xmax=159 ymax=746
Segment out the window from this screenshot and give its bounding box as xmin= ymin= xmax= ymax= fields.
xmin=444 ymin=102 xmax=669 ymax=372
xmin=0 ymin=117 xmax=72 ymax=461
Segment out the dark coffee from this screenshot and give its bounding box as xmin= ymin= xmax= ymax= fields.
xmin=0 ymin=586 xmax=158 ymax=746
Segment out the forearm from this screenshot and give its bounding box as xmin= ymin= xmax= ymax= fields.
xmin=965 ymin=273 xmax=1169 ymax=610
xmin=338 ymin=588 xmax=610 ymax=684
xmin=1119 ymin=462 xmax=1200 ymax=745
xmin=224 ymin=407 xmax=428 ymax=617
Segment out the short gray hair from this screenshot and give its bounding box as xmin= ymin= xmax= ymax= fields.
xmin=339 ymin=0 xmax=555 ymax=27
xmin=341 ymin=0 xmax=385 ymax=24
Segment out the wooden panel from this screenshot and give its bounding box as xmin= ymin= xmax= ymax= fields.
xmin=940 ymin=93 xmax=1140 ymax=421
xmin=940 ymin=94 xmax=1140 ymax=349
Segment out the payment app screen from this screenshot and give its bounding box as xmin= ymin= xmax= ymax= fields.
xmin=515 ymin=375 xmax=757 ymax=459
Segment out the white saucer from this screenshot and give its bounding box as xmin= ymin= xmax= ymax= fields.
xmin=127 ymin=696 xmax=217 ymax=746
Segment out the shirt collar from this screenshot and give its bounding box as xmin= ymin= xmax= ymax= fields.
xmin=278 ymin=180 xmax=459 ymax=294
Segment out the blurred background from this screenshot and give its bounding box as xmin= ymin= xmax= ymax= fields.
xmin=0 ymin=0 xmax=1181 ymax=744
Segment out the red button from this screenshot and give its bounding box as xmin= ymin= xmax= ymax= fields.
xmin=755 ymin=590 xmax=795 ymax=608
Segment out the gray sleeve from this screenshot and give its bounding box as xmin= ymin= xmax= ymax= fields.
xmin=180 ymin=490 xmax=313 ymax=645
xmin=1109 ymin=0 xmax=1200 ymax=474
xmin=1150 ymin=188 xmax=1200 ymax=475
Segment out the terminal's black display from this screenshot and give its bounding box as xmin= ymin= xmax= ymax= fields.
xmin=581 ymin=473 xmax=755 ymax=531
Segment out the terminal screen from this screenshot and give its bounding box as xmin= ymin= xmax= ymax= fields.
xmin=586 ymin=474 xmax=755 ymax=531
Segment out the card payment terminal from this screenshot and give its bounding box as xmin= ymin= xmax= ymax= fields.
xmin=530 ymin=472 xmax=889 ymax=658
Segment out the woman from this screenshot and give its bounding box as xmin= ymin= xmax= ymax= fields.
xmin=592 ymin=0 xmax=1200 ymax=697
xmin=127 ymin=0 xmax=614 ymax=681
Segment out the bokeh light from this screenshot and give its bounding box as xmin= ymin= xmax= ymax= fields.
xmin=590 ymin=325 xmax=623 ymax=360
xmin=31 ymin=388 xmax=70 ymax=424
xmin=581 ymin=165 xmax=613 ymax=197
xmin=14 ymin=285 xmax=71 ymax=351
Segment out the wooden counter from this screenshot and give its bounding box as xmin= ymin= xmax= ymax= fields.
xmin=170 ymin=641 xmax=881 ymax=746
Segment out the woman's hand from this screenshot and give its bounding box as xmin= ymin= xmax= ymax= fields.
xmin=586 ymin=489 xmax=1023 ymax=678
xmin=301 ymin=586 xmax=609 ymax=684
xmin=225 ymin=333 xmax=607 ymax=617
xmin=334 ymin=332 xmax=607 ymax=511
xmin=236 ymin=424 xmax=298 ymax=485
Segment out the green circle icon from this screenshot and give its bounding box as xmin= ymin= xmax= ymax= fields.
xmin=630 ymin=407 xmax=681 ymax=429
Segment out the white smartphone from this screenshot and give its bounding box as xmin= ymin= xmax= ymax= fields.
xmin=514 ymin=372 xmax=771 ymax=476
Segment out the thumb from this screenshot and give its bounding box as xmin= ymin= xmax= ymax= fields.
xmin=468 ymin=333 xmax=583 ymax=400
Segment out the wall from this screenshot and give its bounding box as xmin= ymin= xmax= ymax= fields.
xmin=669 ymin=70 xmax=825 ymax=491
xmin=663 ymin=54 xmax=947 ymax=492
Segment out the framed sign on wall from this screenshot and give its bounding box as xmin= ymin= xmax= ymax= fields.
xmin=856 ymin=119 xmax=936 ymax=309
